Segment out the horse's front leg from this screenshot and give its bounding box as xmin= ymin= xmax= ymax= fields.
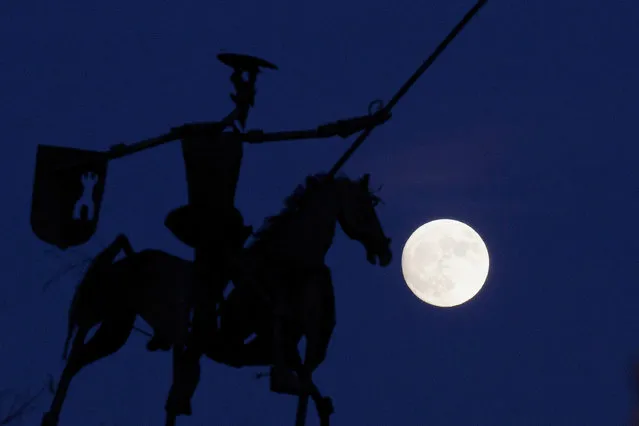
xmin=265 ymin=304 xmax=332 ymax=425
xmin=270 ymin=358 xmax=333 ymax=426
xmin=266 ymin=320 xmax=328 ymax=408
xmin=295 ymin=368 xmax=334 ymax=426
xmin=298 ymin=266 xmax=336 ymax=426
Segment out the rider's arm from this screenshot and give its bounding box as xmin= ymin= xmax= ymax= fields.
xmin=170 ymin=121 xmax=229 ymax=138
xmin=240 ymin=110 xmax=391 ymax=144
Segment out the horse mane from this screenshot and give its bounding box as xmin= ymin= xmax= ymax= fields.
xmin=250 ymin=173 xmax=336 ymax=249
xmin=249 ymin=172 xmax=384 ymax=251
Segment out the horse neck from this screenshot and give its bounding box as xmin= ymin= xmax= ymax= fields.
xmin=301 ymin=191 xmax=339 ymax=256
xmin=259 ymin=190 xmax=339 ymax=264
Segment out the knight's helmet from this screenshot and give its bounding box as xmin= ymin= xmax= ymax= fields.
xmin=217 ymin=53 xmax=278 ymax=129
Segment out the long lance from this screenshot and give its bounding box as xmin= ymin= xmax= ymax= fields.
xmin=295 ymin=2 xmax=491 ymax=425
xmin=327 ymin=0 xmax=489 ymax=178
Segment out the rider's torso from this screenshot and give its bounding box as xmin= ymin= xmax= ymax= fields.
xmin=181 ymin=131 xmax=243 ymax=210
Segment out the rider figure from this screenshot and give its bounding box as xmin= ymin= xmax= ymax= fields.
xmin=163 ymin=52 xmax=391 ymax=417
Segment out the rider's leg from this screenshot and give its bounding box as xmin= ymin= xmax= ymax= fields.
xmin=165 ymin=313 xmax=206 ymax=417
xmin=166 ymin=247 xmax=225 ymax=417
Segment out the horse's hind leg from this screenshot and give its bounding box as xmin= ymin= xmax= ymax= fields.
xmin=41 ymin=327 xmax=88 ymax=426
xmin=41 ymin=313 xmax=136 ymax=426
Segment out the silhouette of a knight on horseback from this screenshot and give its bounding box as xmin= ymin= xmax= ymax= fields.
xmin=33 ymin=2 xmax=490 ymax=423
xmin=37 ymin=52 xmax=392 ymax=426
xmin=44 ymin=171 xmax=392 ymax=426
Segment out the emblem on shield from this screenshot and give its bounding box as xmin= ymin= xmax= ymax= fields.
xmin=30 ymin=145 xmax=109 ymax=249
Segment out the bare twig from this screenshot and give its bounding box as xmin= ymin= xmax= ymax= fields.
xmin=0 ymin=386 xmax=45 ymax=425
xmin=41 ymin=257 xmax=93 ymax=292
xmin=0 ymin=375 xmax=56 ymax=425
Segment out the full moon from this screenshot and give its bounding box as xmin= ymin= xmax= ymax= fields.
xmin=401 ymin=219 xmax=489 ymax=307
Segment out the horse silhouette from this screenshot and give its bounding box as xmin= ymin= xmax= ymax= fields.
xmin=41 ymin=173 xmax=392 ymax=426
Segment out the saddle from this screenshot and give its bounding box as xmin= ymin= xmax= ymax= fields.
xmin=164 ymin=204 xmax=253 ymax=249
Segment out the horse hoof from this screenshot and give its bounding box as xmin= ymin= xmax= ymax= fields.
xmin=317 ymin=396 xmax=334 ymax=417
xmin=41 ymin=412 xmax=59 ymax=426
xmin=166 ymin=399 xmax=192 ymax=416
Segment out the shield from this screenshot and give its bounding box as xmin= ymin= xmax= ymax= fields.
xmin=31 ymin=145 xmax=109 ymax=249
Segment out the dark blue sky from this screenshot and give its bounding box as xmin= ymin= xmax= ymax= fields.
xmin=2 ymin=0 xmax=639 ymax=425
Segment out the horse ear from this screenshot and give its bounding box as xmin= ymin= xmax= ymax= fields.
xmin=360 ymin=173 xmax=370 ymax=188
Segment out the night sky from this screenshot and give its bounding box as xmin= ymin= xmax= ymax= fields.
xmin=2 ymin=0 xmax=639 ymax=425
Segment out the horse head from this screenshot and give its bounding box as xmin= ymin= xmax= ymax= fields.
xmin=336 ymin=174 xmax=392 ymax=267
